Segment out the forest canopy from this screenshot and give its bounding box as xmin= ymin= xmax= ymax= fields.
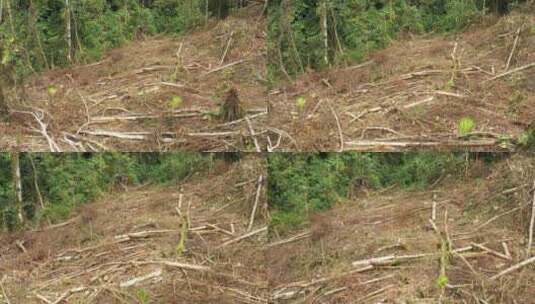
xmin=268 ymin=152 xmax=502 ymax=233
xmin=268 ymin=0 xmax=527 ymax=79
xmin=0 ymin=153 xmax=212 ymax=230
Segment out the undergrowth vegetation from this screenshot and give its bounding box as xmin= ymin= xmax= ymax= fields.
xmin=0 ymin=153 xmax=211 ymax=230
xmin=268 ymin=153 xmax=500 ymax=233
xmin=268 ymin=0 xmax=526 ymax=80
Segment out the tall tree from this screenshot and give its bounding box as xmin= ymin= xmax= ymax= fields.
xmin=10 ymin=152 xmax=24 ymax=224
xmin=0 ymin=85 xmax=6 ymax=119
xmin=0 ymin=0 xmax=4 ymax=24
xmin=0 ymin=43 xmax=11 ymax=120
xmin=319 ymin=0 xmax=329 ymax=66
xmin=65 ymin=0 xmax=72 ymax=62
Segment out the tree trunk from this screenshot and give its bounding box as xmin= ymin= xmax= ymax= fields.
xmin=319 ymin=0 xmax=329 ymax=66
xmin=11 ymin=152 xmax=24 ymax=224
xmin=29 ymin=0 xmax=50 ymax=69
xmin=65 ymin=0 xmax=72 ymax=62
xmin=0 ymin=84 xmax=8 ymax=119
xmin=0 ymin=0 xmax=4 ymax=24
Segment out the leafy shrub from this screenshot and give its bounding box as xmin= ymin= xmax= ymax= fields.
xmin=458 ymin=117 xmax=475 ymax=136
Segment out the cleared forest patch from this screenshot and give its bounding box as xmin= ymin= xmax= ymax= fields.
xmin=267 ymin=11 xmax=535 ymax=152
xmin=0 ymin=5 xmax=267 ymax=152
xmin=0 ymin=156 xmax=267 ymax=303
xmin=268 ymin=154 xmax=535 ymax=303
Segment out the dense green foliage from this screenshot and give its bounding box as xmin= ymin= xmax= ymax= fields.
xmin=0 ymin=153 xmax=210 ymax=230
xmin=268 ymin=0 xmax=523 ymax=79
xmin=268 ymin=153 xmax=493 ymax=232
xmin=0 ymin=0 xmax=249 ymax=78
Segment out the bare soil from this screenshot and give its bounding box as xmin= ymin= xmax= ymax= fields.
xmin=0 ymin=5 xmax=267 ymax=152
xmin=268 ymin=154 xmax=535 ymax=303
xmin=0 ymin=156 xmax=267 ymax=303
xmin=267 ymin=10 xmax=535 ymax=152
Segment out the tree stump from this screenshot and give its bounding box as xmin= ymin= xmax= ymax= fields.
xmin=220 ymin=87 xmax=244 ymax=122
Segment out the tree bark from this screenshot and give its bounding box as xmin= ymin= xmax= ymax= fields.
xmin=29 ymin=0 xmax=50 ymax=69
xmin=11 ymin=152 xmax=24 ymax=224
xmin=65 ymin=0 xmax=72 ymax=62
xmin=0 ymin=84 xmax=8 ymax=119
xmin=319 ymin=0 xmax=329 ymax=66
xmin=0 ymin=0 xmax=4 ymax=24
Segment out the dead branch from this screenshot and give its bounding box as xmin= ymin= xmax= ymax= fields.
xmin=404 ymin=96 xmax=435 ymax=109
xmin=218 ymin=111 xmax=268 ymax=127
xmin=348 ymin=106 xmax=382 ymax=123
xmin=344 ymin=138 xmax=509 ymax=152
xmin=50 ymin=286 xmax=87 ymax=304
xmin=120 ymin=269 xmax=163 ymax=288
xmin=352 ymin=245 xmax=474 ymax=267
xmin=220 ymin=31 xmax=234 ymax=65
xmin=342 ymin=60 xmax=374 ymax=71
xmin=187 ymin=131 xmax=240 ymax=137
xmin=356 ymin=285 xmax=394 ymax=303
xmin=224 ymin=287 xmax=267 ymax=304
xmin=455 ymin=205 xmax=526 ymax=236
xmin=79 ymin=130 xmax=186 ymax=143
xmin=267 ymin=133 xmax=282 ymax=152
xmin=34 ymin=293 xmax=51 ymax=304
xmin=505 ymin=27 xmax=521 ymax=71
xmin=160 ymin=81 xmax=185 ymax=89
xmin=34 ymin=216 xmax=80 ymax=232
xmin=114 ymin=229 xmax=178 ymax=241
xmin=484 ymin=61 xmax=535 ymax=82
xmin=15 ymin=240 xmax=27 ymax=253
xmin=245 ymin=116 xmax=261 ymax=152
xmin=327 ymin=102 xmax=344 ymax=152
xmin=471 ymin=243 xmax=511 ymax=261
xmin=63 ymin=132 xmax=109 ymax=151
xmin=247 ymin=175 xmax=263 ymax=231
xmin=205 ymin=224 xmax=234 ymax=236
xmin=0 ymin=277 xmax=11 ymax=304
xmin=135 ymin=260 xmax=211 ymax=272
xmin=89 ymin=110 xmax=207 ymax=123
xmin=528 ymin=180 xmax=535 ymax=256
xmin=433 ymin=90 xmax=468 ymax=99
xmin=490 ymin=255 xmax=535 ymax=281
xmin=135 ymin=65 xmax=174 ymax=74
xmin=203 ymin=59 xmax=248 ymax=76
xmin=360 ymin=127 xmax=407 ymax=139
xmin=14 ymin=110 xmax=61 ymax=152
xmin=267 ymin=231 xmax=311 ymax=247
xmin=218 ymin=226 xmax=267 ymax=248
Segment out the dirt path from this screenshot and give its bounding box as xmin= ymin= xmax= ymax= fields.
xmin=0 ymin=157 xmax=267 ymax=303
xmin=267 ymin=12 xmax=535 ymax=152
xmin=268 ymin=155 xmax=535 ymax=303
xmin=0 ymin=5 xmax=267 ymax=152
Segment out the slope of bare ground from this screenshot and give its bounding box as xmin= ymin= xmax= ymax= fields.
xmin=0 ymin=5 xmax=267 ymax=152
xmin=0 ymin=156 xmax=267 ymax=303
xmin=268 ymin=10 xmax=535 ymax=152
xmin=268 ymin=154 xmax=535 ymax=303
